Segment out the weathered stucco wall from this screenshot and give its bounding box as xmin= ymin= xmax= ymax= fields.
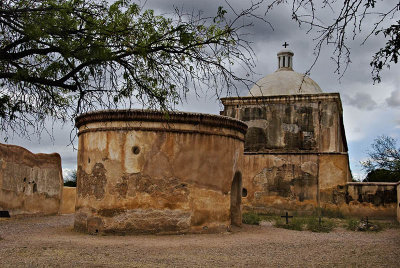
xmin=221 ymin=94 xmax=351 ymax=215
xmin=242 ymin=153 xmax=351 ymax=215
xmin=221 ymin=94 xmax=347 ymax=153
xmin=59 ymin=186 xmax=76 ymax=214
xmin=241 ymin=153 xmax=395 ymax=218
xmin=74 ymin=110 xmax=246 ymax=234
xmin=0 ymin=143 xmax=63 ymax=216
xmin=335 ymin=182 xmax=398 ymax=219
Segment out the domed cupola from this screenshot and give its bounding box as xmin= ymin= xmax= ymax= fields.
xmin=248 ymin=43 xmax=323 ymax=96
xmin=277 ymin=48 xmax=294 ymax=70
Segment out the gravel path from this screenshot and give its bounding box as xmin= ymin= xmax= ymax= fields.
xmin=0 ymin=215 xmax=399 ymax=267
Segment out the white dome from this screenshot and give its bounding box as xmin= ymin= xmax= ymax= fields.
xmin=248 ymin=47 xmax=323 ymax=97
xmin=248 ymin=70 xmax=323 ymax=97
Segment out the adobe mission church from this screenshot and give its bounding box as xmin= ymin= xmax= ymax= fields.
xmin=220 ymin=46 xmax=351 ymax=215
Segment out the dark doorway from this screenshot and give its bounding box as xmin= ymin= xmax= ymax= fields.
xmin=230 ymin=171 xmax=242 ymax=226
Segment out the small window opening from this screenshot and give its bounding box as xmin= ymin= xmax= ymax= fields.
xmin=33 ymin=183 xmax=37 ymax=193
xmin=132 ymin=146 xmax=140 ymax=155
xmin=88 ymin=158 xmax=91 ymax=163
xmin=23 ymin=178 xmax=27 ymax=182
xmin=242 ymin=188 xmax=248 ymax=197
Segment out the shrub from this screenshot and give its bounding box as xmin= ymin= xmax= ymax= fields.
xmin=275 ymin=217 xmax=306 ymax=231
xmin=242 ymin=212 xmax=261 ymax=225
xmin=306 ymin=218 xmax=335 ymax=233
xmin=346 ymin=219 xmax=359 ymax=231
xmin=274 ymin=216 xmax=336 ymax=232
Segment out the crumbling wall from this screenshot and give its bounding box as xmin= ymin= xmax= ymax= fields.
xmin=242 ymin=153 xmax=319 ymax=215
xmin=242 ymin=152 xmax=351 ymax=215
xmin=222 ymin=94 xmax=351 ymax=215
xmin=221 ymin=94 xmax=347 ymax=153
xmin=335 ymin=182 xmax=397 ymax=219
xmin=74 ymin=110 xmax=246 ymax=234
xmin=0 ymin=143 xmax=63 ymax=216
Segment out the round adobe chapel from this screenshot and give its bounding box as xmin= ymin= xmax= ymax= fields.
xmin=74 ymin=110 xmax=247 ymax=234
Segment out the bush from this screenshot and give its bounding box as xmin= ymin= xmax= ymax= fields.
xmin=274 ymin=216 xmax=336 ymax=232
xmin=346 ymin=219 xmax=359 ymax=231
xmin=306 ymin=218 xmax=335 ymax=233
xmin=275 ymin=217 xmax=306 ymax=231
xmin=242 ymin=212 xmax=261 ymax=225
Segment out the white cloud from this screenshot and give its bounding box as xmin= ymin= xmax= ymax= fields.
xmin=62 ymin=168 xmax=75 ymax=181
xmin=342 ymin=92 xmax=377 ymax=110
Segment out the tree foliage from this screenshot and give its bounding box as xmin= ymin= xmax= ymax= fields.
xmin=0 ymin=0 xmax=259 ymax=138
xmin=64 ymin=169 xmax=77 ymax=187
xmin=1 ymin=0 xmax=399 ymax=140
xmin=363 ymin=169 xmax=399 ymax=183
xmin=361 ymin=135 xmax=400 ymax=182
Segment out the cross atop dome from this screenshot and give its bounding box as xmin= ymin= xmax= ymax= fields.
xmin=277 ymin=43 xmax=294 ymax=70
xmin=282 ymin=41 xmax=289 ymax=48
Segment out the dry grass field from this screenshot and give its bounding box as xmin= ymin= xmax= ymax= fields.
xmin=0 ymin=215 xmax=399 ymax=267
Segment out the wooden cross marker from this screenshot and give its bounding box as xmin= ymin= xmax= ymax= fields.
xmin=281 ymin=211 xmax=293 ymax=224
xmin=282 ymin=42 xmax=289 ymax=48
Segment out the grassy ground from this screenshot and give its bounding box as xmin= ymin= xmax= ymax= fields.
xmin=242 ymin=212 xmax=400 ymax=233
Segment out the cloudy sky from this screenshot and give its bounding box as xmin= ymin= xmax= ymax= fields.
xmin=3 ymin=0 xmax=399 ymax=180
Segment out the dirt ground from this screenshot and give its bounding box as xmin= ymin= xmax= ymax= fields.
xmin=0 ymin=215 xmax=399 ymax=267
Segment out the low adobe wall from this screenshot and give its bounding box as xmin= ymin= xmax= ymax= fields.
xmin=241 ymin=152 xmax=397 ymax=219
xmin=321 ymin=182 xmax=397 ymax=219
xmin=59 ymin=186 xmax=76 ymax=214
xmin=74 ymin=110 xmax=247 ymax=234
xmin=0 ymin=143 xmax=63 ymax=216
xmin=242 ymin=152 xmax=350 ymax=215
xmin=340 ymin=182 xmax=397 ymax=219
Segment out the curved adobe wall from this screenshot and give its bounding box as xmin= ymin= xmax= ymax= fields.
xmin=74 ymin=110 xmax=247 ymax=234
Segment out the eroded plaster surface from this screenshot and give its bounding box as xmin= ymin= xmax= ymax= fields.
xmin=0 ymin=143 xmax=63 ymax=215
xmin=74 ymin=110 xmax=246 ymax=234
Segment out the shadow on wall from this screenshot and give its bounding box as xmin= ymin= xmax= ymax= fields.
xmin=231 ymin=171 xmax=242 ymax=226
